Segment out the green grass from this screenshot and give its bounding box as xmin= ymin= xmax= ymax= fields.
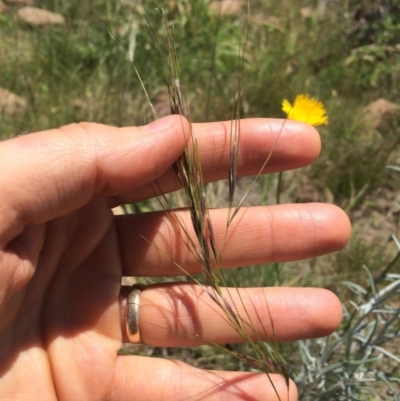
xmin=1 ymin=0 xmax=399 ymax=398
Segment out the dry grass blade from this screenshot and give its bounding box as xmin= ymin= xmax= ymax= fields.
xmin=226 ymin=1 xmax=249 ymax=222
xmin=225 ymin=1 xmax=285 ymax=227
xmin=135 ymin=5 xmax=290 ymax=398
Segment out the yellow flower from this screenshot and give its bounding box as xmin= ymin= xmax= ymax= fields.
xmin=282 ymin=94 xmax=328 ymax=126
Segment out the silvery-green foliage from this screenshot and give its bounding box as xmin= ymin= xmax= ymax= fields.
xmin=295 ymin=266 xmax=399 ymax=400
xmin=293 ymin=166 xmax=400 ymax=400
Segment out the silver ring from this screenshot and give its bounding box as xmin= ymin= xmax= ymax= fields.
xmin=126 ymin=283 xmax=145 ymax=344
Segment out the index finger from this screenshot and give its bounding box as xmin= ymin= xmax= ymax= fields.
xmin=114 ymin=118 xmax=320 ymax=204
xmin=0 ymin=115 xmax=190 ymax=244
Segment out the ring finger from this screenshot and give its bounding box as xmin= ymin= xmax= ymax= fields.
xmin=120 ymin=284 xmax=342 ymax=347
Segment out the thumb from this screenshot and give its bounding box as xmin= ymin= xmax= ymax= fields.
xmin=0 ymin=115 xmax=190 ymax=244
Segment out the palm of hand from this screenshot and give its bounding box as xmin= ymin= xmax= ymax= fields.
xmin=2 ymin=199 xmax=122 ymax=400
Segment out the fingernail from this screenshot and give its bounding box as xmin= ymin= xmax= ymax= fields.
xmin=146 ymin=115 xmax=175 ymax=133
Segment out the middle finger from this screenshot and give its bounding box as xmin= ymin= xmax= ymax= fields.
xmin=117 ymin=203 xmax=350 ymax=277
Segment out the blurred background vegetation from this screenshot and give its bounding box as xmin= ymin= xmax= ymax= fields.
xmin=1 ymin=0 xmax=399 ymax=398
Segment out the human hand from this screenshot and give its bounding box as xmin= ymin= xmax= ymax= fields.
xmin=0 ymin=115 xmax=350 ymax=401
